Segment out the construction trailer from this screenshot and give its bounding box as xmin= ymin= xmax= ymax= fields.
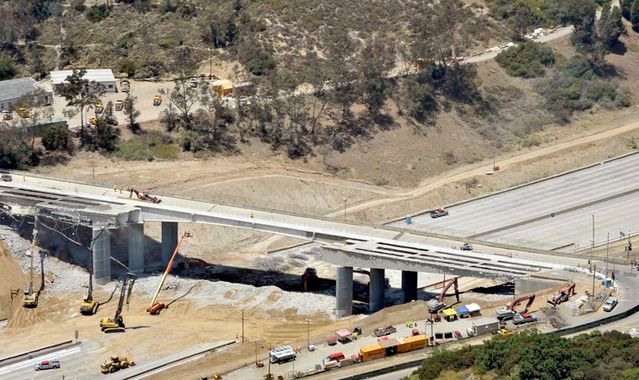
xmin=466 ymin=317 xmax=500 ymax=337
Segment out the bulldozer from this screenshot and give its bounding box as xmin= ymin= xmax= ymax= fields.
xmin=80 ymin=269 xmax=99 ymax=315
xmin=100 ymin=355 xmax=135 ymax=374
xmin=100 ymin=273 xmax=136 ymax=333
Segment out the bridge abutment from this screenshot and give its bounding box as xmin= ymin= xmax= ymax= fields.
xmin=369 ymin=268 xmax=385 ymax=313
xmin=92 ymin=227 xmax=111 ymax=285
xmin=161 ymin=222 xmax=178 ymax=266
xmin=402 ymin=270 xmax=418 ymax=302
xmin=335 ymin=266 xmax=353 ymax=318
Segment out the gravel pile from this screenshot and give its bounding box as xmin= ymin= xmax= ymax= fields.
xmin=0 ymin=225 xmax=335 ymax=318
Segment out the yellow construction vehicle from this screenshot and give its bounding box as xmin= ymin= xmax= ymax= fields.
xmin=100 ymin=355 xmax=135 ymax=374
xmin=22 ymin=225 xmax=40 ymax=308
xmin=80 ymin=269 xmax=99 ymax=315
xmin=99 ymin=273 xmax=136 ymax=333
xmin=16 ymin=107 xmax=30 ymax=118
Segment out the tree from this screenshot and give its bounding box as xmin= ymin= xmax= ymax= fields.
xmin=41 ymin=125 xmax=75 ymax=153
xmin=622 ymin=0 xmax=634 ymax=20
xmin=597 ymin=5 xmax=625 ymax=50
xmin=632 ymin=0 xmax=639 ymax=32
xmin=166 ymin=47 xmax=200 ymax=129
xmin=16 ymin=89 xmax=54 ymax=148
xmin=118 ymin=58 xmax=136 ymax=78
xmin=84 ymin=119 xmax=120 ymax=152
xmin=0 ymin=55 xmax=16 ymax=80
xmin=123 ymin=95 xmax=141 ymax=134
xmin=357 ymin=36 xmax=393 ymax=119
xmin=56 ymin=69 xmax=106 ymax=145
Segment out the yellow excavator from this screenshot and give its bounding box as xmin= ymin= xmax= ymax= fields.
xmin=80 ymin=270 xmax=99 ymax=315
xmin=100 ymin=273 xmax=136 ymax=333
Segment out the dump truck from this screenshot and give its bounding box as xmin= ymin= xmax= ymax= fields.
xmin=466 ymin=317 xmax=499 ymax=337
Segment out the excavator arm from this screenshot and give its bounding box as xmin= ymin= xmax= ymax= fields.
xmin=509 ymin=294 xmax=536 ymax=313
xmin=147 ymin=232 xmax=192 ymax=315
xmin=437 ymin=277 xmax=460 ymax=303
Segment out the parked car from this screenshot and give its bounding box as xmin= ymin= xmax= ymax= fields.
xmin=461 ymin=243 xmax=473 ymax=251
xmin=323 ymin=352 xmax=345 ymax=363
xmin=153 ymin=95 xmax=162 ymax=106
xmin=373 ymin=325 xmax=397 ymax=337
xmin=2 ymin=110 xmax=12 ymax=120
xmin=35 ymin=359 xmax=60 ymax=371
xmin=190 ymin=77 xmax=198 ymax=87
xmin=115 ymin=100 xmax=124 ymax=111
xmin=603 ymin=297 xmax=618 ymax=312
xmin=512 ymin=313 xmax=538 ymax=325
xmin=430 ymin=208 xmax=449 ymax=218
xmin=95 ymin=103 xmax=104 ymax=114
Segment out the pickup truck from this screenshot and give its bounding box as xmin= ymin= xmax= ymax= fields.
xmin=373 ymin=325 xmax=397 ymax=337
xmin=512 ymin=313 xmax=538 ymax=325
xmin=495 ymin=306 xmax=516 ymax=321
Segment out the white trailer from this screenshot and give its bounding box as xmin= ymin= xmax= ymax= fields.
xmin=466 ymin=317 xmax=499 ymax=337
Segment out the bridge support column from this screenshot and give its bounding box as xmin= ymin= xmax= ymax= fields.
xmin=402 ymin=270 xmax=418 ymax=302
xmin=92 ymin=227 xmax=111 ymax=285
xmin=369 ymin=268 xmax=385 ymax=313
xmin=161 ymin=222 xmax=178 ymax=266
xmin=335 ymin=266 xmax=353 ymax=319
xmin=128 ymin=223 xmax=144 ymax=273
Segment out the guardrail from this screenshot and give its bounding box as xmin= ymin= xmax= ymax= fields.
xmin=0 ymin=340 xmax=79 ymax=368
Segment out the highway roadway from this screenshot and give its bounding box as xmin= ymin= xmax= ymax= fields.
xmin=0 ymin=340 xmax=233 ymax=380
xmin=391 ymin=153 xmax=639 ymax=251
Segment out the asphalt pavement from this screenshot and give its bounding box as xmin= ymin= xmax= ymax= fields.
xmin=391 ymin=153 xmax=639 ymax=251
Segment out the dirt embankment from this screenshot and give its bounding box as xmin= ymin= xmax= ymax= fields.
xmin=0 ymin=243 xmax=26 ymax=321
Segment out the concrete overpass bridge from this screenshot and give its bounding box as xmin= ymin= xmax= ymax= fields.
xmin=0 ymin=174 xmax=568 ymax=317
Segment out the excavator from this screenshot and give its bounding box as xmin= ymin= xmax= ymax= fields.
xmin=127 ymin=188 xmax=161 ymax=204
xmin=80 ymin=270 xmax=99 ymax=315
xmin=100 ymin=273 xmax=136 ymax=333
xmin=496 ymin=294 xmax=536 ymax=320
xmin=147 ymin=232 xmax=192 ymax=315
xmin=427 ymin=277 xmax=460 ymax=313
xmin=547 ymin=283 xmax=576 ymax=307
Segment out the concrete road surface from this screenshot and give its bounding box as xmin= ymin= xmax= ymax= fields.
xmin=392 ymin=153 xmax=639 ymax=251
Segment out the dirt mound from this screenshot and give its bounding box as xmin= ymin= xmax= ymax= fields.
xmin=0 ymin=243 xmax=27 ymax=321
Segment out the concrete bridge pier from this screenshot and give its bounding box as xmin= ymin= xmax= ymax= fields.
xmin=402 ymin=270 xmax=418 ymax=302
xmin=335 ymin=266 xmax=353 ymax=319
xmin=92 ymin=226 xmax=111 ymax=285
xmin=161 ymin=222 xmax=178 ymax=266
xmin=369 ymin=268 xmax=385 ymax=313
xmin=128 ymin=223 xmax=144 ymax=273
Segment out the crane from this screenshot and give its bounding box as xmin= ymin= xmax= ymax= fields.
xmin=80 ymin=227 xmax=107 ymax=315
xmin=147 ymin=231 xmax=192 ymax=315
xmin=427 ymin=277 xmax=460 ymax=313
xmin=100 ymin=273 xmax=136 ymax=333
xmin=23 ymin=217 xmax=43 ymax=308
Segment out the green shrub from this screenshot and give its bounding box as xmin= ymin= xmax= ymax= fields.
xmin=246 ymin=50 xmax=276 ymax=75
xmin=0 ymin=55 xmax=16 ymax=81
xmin=496 ymin=42 xmax=555 ymax=78
xmin=117 ymin=132 xmax=179 ymax=160
xmin=118 ymin=58 xmax=137 ymax=77
xmin=85 ymin=4 xmax=110 ymax=23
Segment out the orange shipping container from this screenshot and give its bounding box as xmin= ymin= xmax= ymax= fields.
xmin=359 ymin=343 xmax=385 ymax=362
xmin=397 ymin=335 xmax=426 ymax=353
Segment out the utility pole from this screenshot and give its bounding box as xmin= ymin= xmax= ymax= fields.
xmin=343 ymin=192 xmax=347 ymax=221
xmin=592 ymin=264 xmax=596 ymax=300
xmin=251 ymin=339 xmax=260 ymax=364
xmin=241 ymin=309 xmax=245 ymax=343
xmin=605 ymin=232 xmax=609 ymax=277
xmin=208 ymin=47 xmax=212 ymax=80
xmin=305 ymin=318 xmax=311 ymax=350
xmin=590 ymin=214 xmax=595 ymax=271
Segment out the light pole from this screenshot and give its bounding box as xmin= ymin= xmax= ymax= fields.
xmin=305 ymin=318 xmax=311 ymax=350
xmin=343 ymin=192 xmax=348 ymax=221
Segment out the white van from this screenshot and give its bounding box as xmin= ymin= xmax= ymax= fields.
xmin=35 ymin=359 xmax=60 ymax=371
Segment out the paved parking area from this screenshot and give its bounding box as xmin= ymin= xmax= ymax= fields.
xmin=390 ymin=153 xmax=639 ymax=251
